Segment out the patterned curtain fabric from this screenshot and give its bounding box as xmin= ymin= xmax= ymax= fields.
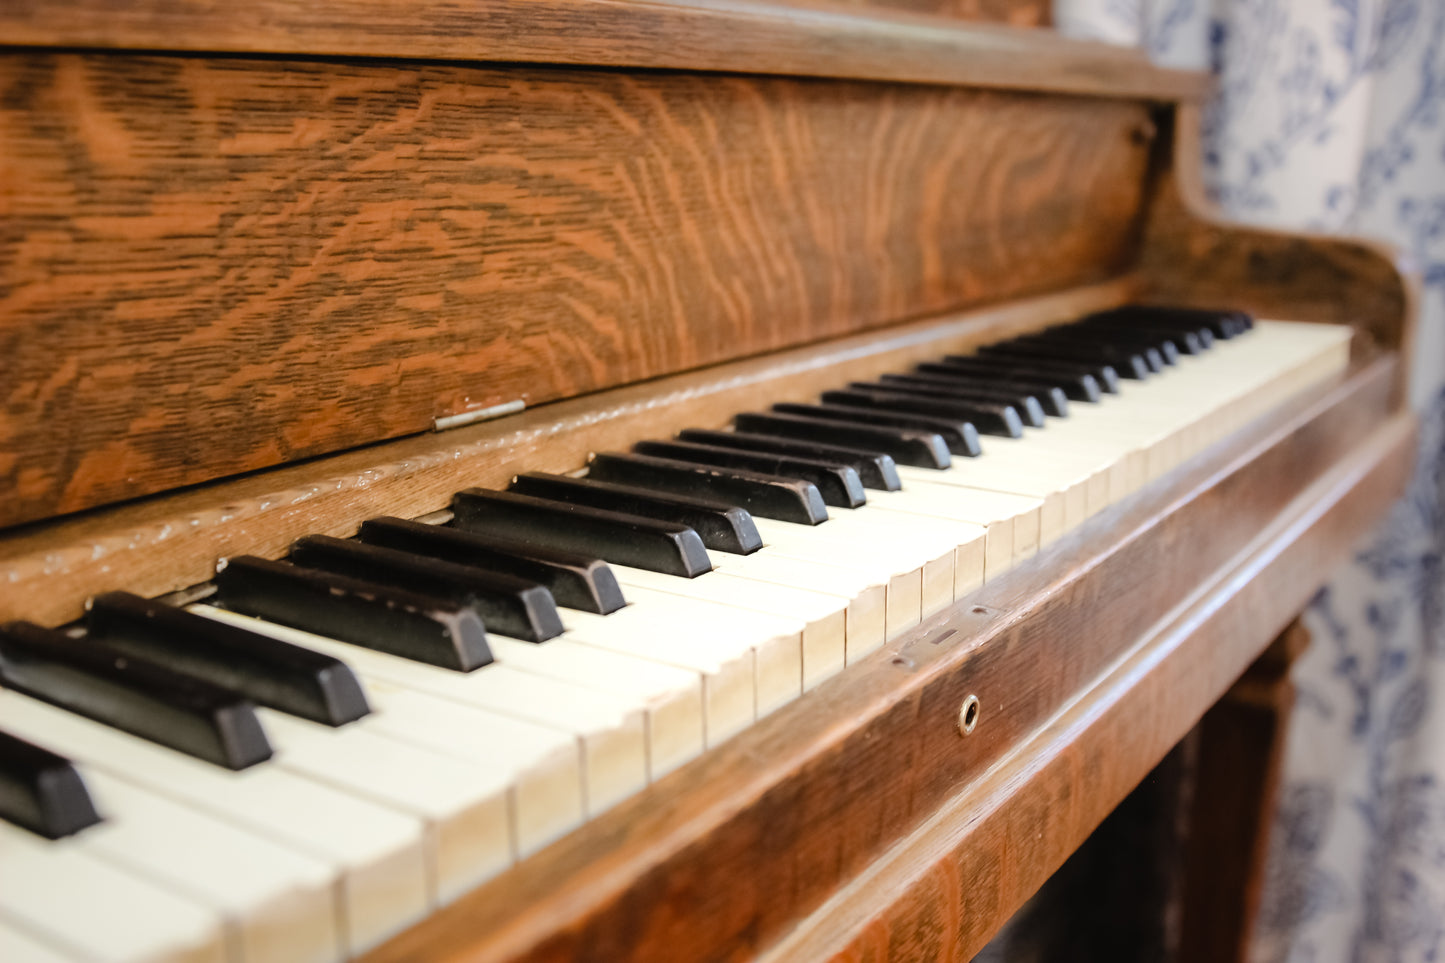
xmin=1055 ymin=2 xmax=1445 ymax=959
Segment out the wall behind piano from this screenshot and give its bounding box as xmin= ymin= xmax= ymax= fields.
xmin=1062 ymin=1 xmax=1445 ymax=960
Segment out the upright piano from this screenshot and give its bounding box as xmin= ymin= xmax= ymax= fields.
xmin=0 ymin=1 xmax=1419 ymax=961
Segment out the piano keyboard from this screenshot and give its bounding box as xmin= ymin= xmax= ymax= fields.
xmin=0 ymin=310 xmax=1351 ymax=963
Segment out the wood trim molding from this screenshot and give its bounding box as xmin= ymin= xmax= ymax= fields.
xmin=0 ymin=0 xmax=1209 ymax=100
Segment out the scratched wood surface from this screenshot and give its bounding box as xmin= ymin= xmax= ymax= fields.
xmin=0 ymin=51 xmax=1156 ymax=529
xmin=360 ymin=356 xmax=1407 ymax=963
xmin=0 ymin=1 xmax=1191 ymax=99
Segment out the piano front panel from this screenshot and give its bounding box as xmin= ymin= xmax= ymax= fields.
xmin=1 ymin=51 xmax=1156 ymax=527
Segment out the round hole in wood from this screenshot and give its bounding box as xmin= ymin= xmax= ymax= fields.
xmin=958 ymin=694 xmax=981 ymax=735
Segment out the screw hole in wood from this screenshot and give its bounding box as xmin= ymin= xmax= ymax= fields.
xmin=958 ymin=694 xmax=981 ymax=735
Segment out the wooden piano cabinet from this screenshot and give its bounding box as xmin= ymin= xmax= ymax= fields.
xmin=0 ymin=3 xmax=1420 ymax=961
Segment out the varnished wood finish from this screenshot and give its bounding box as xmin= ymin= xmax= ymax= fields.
xmin=1140 ymin=107 xmax=1417 ymax=356
xmin=0 ymin=280 xmax=1135 ymax=627
xmin=0 ymin=1 xmax=1197 ymax=99
xmin=362 ymin=357 xmax=1409 ymax=963
xmin=0 ymin=52 xmax=1156 ymax=528
xmin=766 ymin=416 xmax=1412 ymax=963
xmin=1176 ymin=621 xmax=1310 ymax=963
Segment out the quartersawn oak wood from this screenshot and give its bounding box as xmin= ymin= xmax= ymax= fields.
xmin=0 ymin=0 xmax=1196 ymax=99
xmin=0 ymin=280 xmax=1135 ymax=627
xmin=360 ymin=355 xmax=1407 ymax=963
xmin=1140 ymin=106 xmax=1417 ymax=358
xmin=1176 ymin=620 xmax=1311 ymax=963
xmin=0 ymin=52 xmax=1156 ymax=529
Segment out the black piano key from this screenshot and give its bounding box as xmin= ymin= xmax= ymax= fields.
xmin=969 ymin=347 xmax=1125 ymax=390
xmin=86 ymin=592 xmax=372 ymax=726
xmin=675 ymin=430 xmax=902 ymax=491
xmin=855 ymin=378 xmax=1048 ymax=427
xmin=930 ymin=357 xmax=1104 ymax=402
xmin=631 ymin=439 xmax=866 ymax=509
xmin=893 ymin=370 xmax=1070 ymax=417
xmin=1072 ymin=316 xmax=1214 ymax=354
xmin=586 ymin=452 xmax=829 ymax=525
xmin=1046 ymin=326 xmax=1180 ymax=365
xmin=820 ymin=388 xmax=1025 ymax=438
xmin=358 ymin=517 xmax=627 ymax=615
xmin=0 ymin=621 xmax=272 ymax=770
xmin=1006 ymin=336 xmax=1154 ymax=379
xmin=769 ymin=403 xmax=982 ymax=457
xmin=451 ymin=488 xmax=713 ymax=578
xmin=290 ymin=536 xmax=564 ymax=643
xmin=738 ymin=409 xmax=956 ymax=466
xmin=0 ymin=729 xmax=102 ymax=839
xmin=213 ymin=556 xmax=493 ymax=671
xmin=507 ymin=473 xmax=762 ymax=555
xmin=1076 ymin=324 xmax=1205 ymax=355
xmin=1082 ymin=305 xmax=1248 ymax=340
xmin=1028 ymin=330 xmax=1169 ymax=371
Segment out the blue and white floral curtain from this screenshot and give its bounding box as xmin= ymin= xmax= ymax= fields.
xmin=1056 ymin=2 xmax=1445 ymax=959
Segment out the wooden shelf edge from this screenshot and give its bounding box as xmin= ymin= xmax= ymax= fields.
xmin=0 ymin=0 xmax=1209 ymax=100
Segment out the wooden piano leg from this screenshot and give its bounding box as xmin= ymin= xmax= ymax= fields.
xmin=1177 ymin=618 xmax=1312 ymax=963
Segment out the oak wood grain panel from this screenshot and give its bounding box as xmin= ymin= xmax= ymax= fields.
xmin=767 ymin=415 xmax=1413 ymax=963
xmin=0 ymin=0 xmax=1198 ymax=99
xmin=360 ymin=356 xmax=1401 ymax=963
xmin=0 ymin=281 xmax=1135 ymax=627
xmin=1141 ymin=107 xmax=1417 ymax=357
xmin=0 ymin=53 xmax=1157 ymax=529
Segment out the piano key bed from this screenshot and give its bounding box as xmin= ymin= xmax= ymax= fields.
xmin=0 ymin=309 xmax=1353 ymax=963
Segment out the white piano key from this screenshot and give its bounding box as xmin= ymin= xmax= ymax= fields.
xmin=193 ymin=606 xmax=588 ymax=857
xmin=256 ymin=711 xmax=513 ymax=905
xmin=0 ymin=821 xmax=226 ymax=963
xmin=823 ymin=509 xmax=987 ymax=607
xmin=483 ymin=635 xmax=705 ymax=780
xmin=0 ymin=920 xmax=78 ymax=963
xmin=612 ymin=565 xmax=847 ymax=692
xmin=617 ymin=585 xmax=806 ymax=720
xmin=750 ymin=518 xmax=926 ymax=639
xmin=195 ymin=607 xmax=643 ymax=821
xmin=559 ymin=600 xmax=758 ymax=746
xmin=0 ymin=691 xmax=429 ymax=956
xmin=67 ymin=769 xmax=340 ymax=963
xmin=711 ymin=552 xmax=887 ymax=672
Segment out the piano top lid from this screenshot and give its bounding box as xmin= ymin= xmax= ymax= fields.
xmin=0 ymin=0 xmax=1210 ymax=101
